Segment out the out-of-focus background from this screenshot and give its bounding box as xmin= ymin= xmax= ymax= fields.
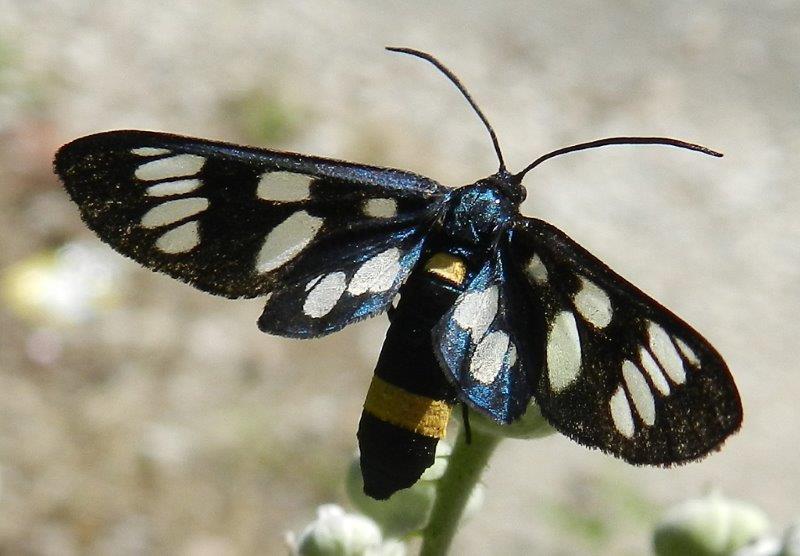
xmin=0 ymin=2 xmax=797 ymax=554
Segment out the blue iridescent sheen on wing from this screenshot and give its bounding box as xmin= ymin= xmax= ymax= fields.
xmin=53 ymin=49 xmax=744 ymax=501
xmin=432 ymin=250 xmax=532 ymax=423
xmin=258 ymin=226 xmax=429 ymax=338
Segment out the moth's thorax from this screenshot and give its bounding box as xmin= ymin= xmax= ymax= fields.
xmin=441 ymin=179 xmax=517 ymax=247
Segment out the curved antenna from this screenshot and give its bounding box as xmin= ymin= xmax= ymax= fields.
xmin=387 ymin=46 xmax=506 ymax=172
xmin=514 ymin=136 xmax=723 ymax=180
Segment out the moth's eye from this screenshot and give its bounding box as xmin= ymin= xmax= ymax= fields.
xmin=506 ymin=179 xmax=527 ymax=204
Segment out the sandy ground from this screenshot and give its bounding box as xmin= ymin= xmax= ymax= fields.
xmin=0 ymin=2 xmax=798 ymax=554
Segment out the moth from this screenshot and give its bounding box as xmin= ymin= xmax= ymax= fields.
xmin=55 ymin=47 xmax=742 ymax=500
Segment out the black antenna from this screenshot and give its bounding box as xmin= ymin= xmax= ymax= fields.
xmin=515 ymin=136 xmax=723 ymax=180
xmin=387 ymin=46 xmax=506 ymax=172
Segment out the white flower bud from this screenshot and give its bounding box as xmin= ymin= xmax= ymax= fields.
xmin=654 ymin=492 xmax=770 ymax=556
xmin=290 ymin=504 xmax=389 ymax=556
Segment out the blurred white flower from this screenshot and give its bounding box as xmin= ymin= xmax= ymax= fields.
xmin=733 ymin=521 xmax=800 ymax=556
xmin=287 ymin=504 xmax=404 ymax=556
xmin=3 ymin=241 xmax=126 ymax=325
xmin=733 ymin=537 xmax=782 ymax=556
xmin=346 ymin=441 xmax=484 ymax=537
xmin=653 ymin=492 xmax=770 ymax=556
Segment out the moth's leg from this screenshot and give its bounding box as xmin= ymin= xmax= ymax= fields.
xmin=461 ymin=403 xmax=472 ymax=445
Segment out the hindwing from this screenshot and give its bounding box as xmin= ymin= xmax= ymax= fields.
xmin=432 ymin=246 xmax=534 ymax=423
xmin=509 ymin=217 xmax=742 ymax=464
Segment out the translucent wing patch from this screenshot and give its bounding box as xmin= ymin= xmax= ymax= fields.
xmin=55 ymin=130 xmax=446 ymax=299
xmin=258 ymin=230 xmax=426 ymax=338
xmin=432 ymin=253 xmax=533 ymax=423
xmin=510 ymin=217 xmax=742 ymax=464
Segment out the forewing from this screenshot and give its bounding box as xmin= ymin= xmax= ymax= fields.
xmin=432 ymin=250 xmax=534 ymax=423
xmin=510 ymin=217 xmax=742 ymax=464
xmin=54 ymin=130 xmax=446 ymax=301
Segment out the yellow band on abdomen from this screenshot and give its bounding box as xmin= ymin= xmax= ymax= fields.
xmin=363 ymin=376 xmax=452 ymax=439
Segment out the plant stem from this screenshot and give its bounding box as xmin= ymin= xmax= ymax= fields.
xmin=419 ymin=426 xmax=502 ymax=556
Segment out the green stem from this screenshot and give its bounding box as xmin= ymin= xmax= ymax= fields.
xmin=420 ymin=426 xmax=502 ymax=556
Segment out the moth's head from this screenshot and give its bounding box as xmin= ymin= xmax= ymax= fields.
xmin=484 ymin=169 xmax=526 ymax=206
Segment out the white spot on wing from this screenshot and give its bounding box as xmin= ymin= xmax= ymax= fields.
xmin=573 ymin=276 xmax=612 ymax=328
xmin=507 ymin=341 xmax=518 ymax=368
xmin=255 ymin=211 xmax=323 ymax=273
xmin=364 ymin=198 xmax=398 ymax=218
xmin=609 ymin=385 xmax=635 ymax=438
xmin=257 ymin=172 xmax=312 ymax=202
xmin=135 ymin=154 xmax=205 ymax=181
xmin=648 ymin=321 xmax=686 ymax=384
xmin=622 ymin=360 xmax=655 ymax=426
xmin=131 ymin=147 xmax=171 ymax=156
xmin=146 ymin=178 xmax=202 ymax=197
xmin=639 ymin=347 xmax=671 ymax=396
xmin=674 ymin=337 xmax=701 ymax=368
xmin=305 ymin=274 xmax=324 ymax=291
xmin=347 ymin=248 xmax=402 ymax=295
xmin=155 ymin=221 xmax=200 ymax=253
xmin=526 ymin=254 xmax=548 ymax=285
xmin=303 ymin=272 xmax=347 ymax=318
xmin=547 ymin=311 xmax=582 ymax=392
xmin=453 ymin=285 xmax=499 ymax=340
xmin=141 ymin=197 xmax=209 ymax=228
xmin=469 ymin=331 xmax=510 ymax=385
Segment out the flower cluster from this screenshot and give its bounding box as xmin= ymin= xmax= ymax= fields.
xmin=288 ymin=441 xmax=485 ymax=555
xmin=654 ymin=492 xmax=798 ymax=556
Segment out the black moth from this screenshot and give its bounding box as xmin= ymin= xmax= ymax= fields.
xmin=55 ymin=47 xmax=742 ymax=500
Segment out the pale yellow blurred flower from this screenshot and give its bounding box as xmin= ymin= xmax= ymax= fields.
xmin=3 ymin=241 xmax=125 ymax=326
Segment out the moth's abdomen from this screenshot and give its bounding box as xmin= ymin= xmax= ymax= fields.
xmin=357 ymin=252 xmax=468 ymax=499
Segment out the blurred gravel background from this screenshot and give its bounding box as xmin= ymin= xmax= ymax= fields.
xmin=0 ymin=1 xmax=798 ymax=554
